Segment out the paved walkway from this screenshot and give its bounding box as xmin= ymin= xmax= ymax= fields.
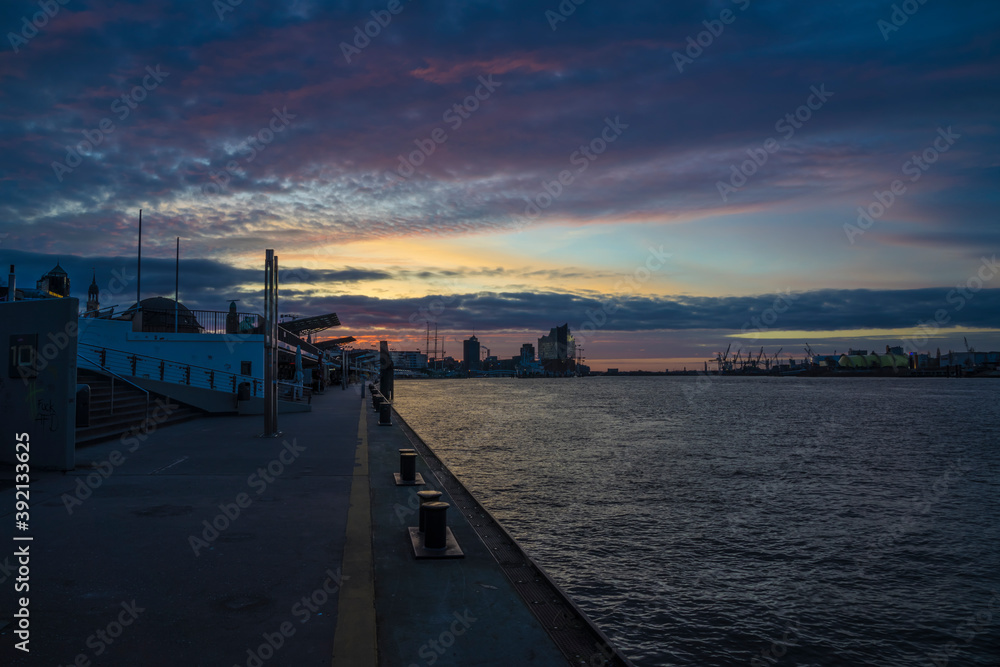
xmin=0 ymin=384 xmax=570 ymax=666
xmin=364 ymin=399 xmax=567 ymax=667
xmin=1 ymin=387 xmax=360 ymax=666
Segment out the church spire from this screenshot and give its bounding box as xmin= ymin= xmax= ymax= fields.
xmin=86 ymin=269 xmax=100 ymax=314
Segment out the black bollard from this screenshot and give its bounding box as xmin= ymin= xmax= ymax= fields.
xmin=372 ymin=392 xmax=382 ymax=412
xmin=416 ymin=490 xmax=443 ymax=532
xmin=394 ymin=449 xmax=424 ymax=486
xmin=421 ymin=501 xmax=450 ymax=550
xmin=399 ymin=451 xmax=416 ymax=481
xmin=379 ymin=400 xmax=392 ymax=426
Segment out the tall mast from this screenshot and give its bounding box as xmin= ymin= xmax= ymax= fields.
xmin=174 ymin=236 xmax=180 ymax=333
xmin=136 ymin=209 xmax=142 ymax=306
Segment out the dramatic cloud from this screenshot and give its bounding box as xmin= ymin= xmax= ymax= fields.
xmin=2 ymin=0 xmax=998 ymax=366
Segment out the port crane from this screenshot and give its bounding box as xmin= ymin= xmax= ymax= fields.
xmin=768 ymin=347 xmax=783 ymax=371
xmin=716 ymin=343 xmax=732 ymax=372
xmin=755 ymin=346 xmax=764 ymax=371
xmin=964 ymin=337 xmax=975 ymax=369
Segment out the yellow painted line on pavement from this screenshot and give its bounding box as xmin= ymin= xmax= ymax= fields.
xmin=331 ymin=400 xmax=377 ymax=666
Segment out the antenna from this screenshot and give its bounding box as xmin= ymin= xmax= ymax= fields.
xmin=174 ymin=236 xmax=180 ymax=333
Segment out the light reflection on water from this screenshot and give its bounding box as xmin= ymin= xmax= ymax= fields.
xmin=394 ymin=376 xmax=1000 ymax=667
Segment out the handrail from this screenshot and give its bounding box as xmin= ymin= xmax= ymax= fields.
xmin=277 ymin=380 xmax=313 ymax=404
xmin=77 ymin=351 xmax=150 ymax=427
xmin=78 ymin=342 xmax=264 ymax=399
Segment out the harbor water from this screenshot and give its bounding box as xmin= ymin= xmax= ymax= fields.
xmin=394 ymin=376 xmax=1000 ymax=666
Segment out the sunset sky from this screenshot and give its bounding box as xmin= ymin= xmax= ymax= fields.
xmin=2 ymin=0 xmax=998 ymax=369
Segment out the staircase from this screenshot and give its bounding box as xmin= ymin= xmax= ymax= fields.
xmin=75 ymin=369 xmax=206 ymax=446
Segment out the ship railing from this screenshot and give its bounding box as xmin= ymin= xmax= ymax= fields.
xmin=78 ymin=342 xmax=265 ymax=399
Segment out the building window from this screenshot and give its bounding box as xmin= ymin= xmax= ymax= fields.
xmin=241 ymin=361 xmax=252 ymax=375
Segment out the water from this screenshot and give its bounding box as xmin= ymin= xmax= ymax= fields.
xmin=394 ymin=376 xmax=1000 ymax=667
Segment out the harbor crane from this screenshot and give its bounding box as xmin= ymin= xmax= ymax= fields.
xmin=717 ymin=343 xmax=732 ymax=372
xmin=770 ymin=347 xmax=783 ymax=371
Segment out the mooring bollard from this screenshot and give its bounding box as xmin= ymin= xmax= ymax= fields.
xmin=372 ymin=392 xmax=382 ymax=412
xmin=421 ymin=501 xmax=450 ymax=550
xmin=379 ymin=400 xmax=392 ymax=426
xmin=394 ymin=448 xmax=424 ymax=486
xmin=416 ymin=490 xmax=443 ymax=532
xmin=399 ymin=450 xmax=416 ymax=481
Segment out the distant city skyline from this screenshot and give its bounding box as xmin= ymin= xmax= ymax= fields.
xmin=2 ymin=2 xmax=998 ymax=370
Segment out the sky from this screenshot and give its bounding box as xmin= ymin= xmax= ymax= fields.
xmin=1 ymin=0 xmax=998 ymax=370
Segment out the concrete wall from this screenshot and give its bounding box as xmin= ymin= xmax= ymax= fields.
xmin=0 ymin=298 xmax=78 ymax=470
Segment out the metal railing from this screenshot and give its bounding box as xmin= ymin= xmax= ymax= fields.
xmin=77 ymin=350 xmax=151 ymax=426
xmin=134 ymin=308 xmax=264 ymax=335
xmin=79 ymin=342 xmax=264 ymax=398
xmin=128 ymin=307 xmax=323 ymax=360
xmin=79 ymin=342 xmax=313 ymax=404
xmin=277 ymin=381 xmax=312 ymax=404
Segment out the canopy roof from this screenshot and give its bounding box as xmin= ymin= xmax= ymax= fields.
xmin=281 ymin=313 xmax=341 ymax=336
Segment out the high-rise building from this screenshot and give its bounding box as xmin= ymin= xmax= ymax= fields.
xmin=538 ymin=324 xmax=576 ymax=375
xmin=463 ymin=335 xmax=481 ymax=372
xmin=519 ymin=343 xmax=535 ymax=363
xmin=538 ymin=324 xmax=574 ymax=361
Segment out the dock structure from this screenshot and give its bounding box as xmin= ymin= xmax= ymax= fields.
xmin=1 ymin=385 xmax=631 ymax=666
